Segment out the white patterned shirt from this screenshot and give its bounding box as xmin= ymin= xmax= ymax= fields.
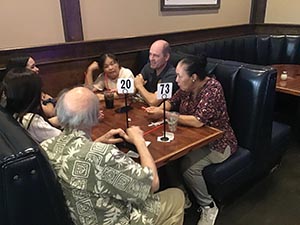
xmin=18 ymin=113 xmax=61 ymax=143
xmin=41 ymin=128 xmax=160 ymax=225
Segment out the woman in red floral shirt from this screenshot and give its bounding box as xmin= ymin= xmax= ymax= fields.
xmin=146 ymin=55 xmax=237 ymax=225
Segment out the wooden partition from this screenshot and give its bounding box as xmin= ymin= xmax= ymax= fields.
xmin=1 ymin=24 xmax=300 ymax=96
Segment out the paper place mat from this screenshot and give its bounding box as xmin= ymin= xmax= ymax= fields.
xmin=157 ymin=132 xmax=174 ymax=142
xmin=126 ymin=141 xmax=151 ymax=158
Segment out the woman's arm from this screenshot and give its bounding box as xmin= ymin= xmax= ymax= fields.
xmin=145 ymin=100 xmax=172 ymax=120
xmin=84 ymin=61 xmax=99 ymax=88
xmin=178 ymin=115 xmax=204 ymax=127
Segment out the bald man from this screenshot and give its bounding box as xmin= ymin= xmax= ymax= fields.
xmin=135 ymin=39 xmax=178 ymax=106
xmin=41 ymin=87 xmax=184 ymax=225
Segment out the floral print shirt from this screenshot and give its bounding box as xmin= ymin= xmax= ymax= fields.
xmin=169 ymin=77 xmax=237 ymax=153
xmin=41 ymin=129 xmax=160 ymax=225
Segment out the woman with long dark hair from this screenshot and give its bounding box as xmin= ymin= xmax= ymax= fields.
xmin=0 ymin=68 xmax=61 ymax=143
xmin=5 ymin=55 xmax=57 ymax=121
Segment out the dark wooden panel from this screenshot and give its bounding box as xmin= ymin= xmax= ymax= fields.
xmin=60 ymin=0 xmax=84 ymax=41
xmin=250 ymin=0 xmax=267 ymax=24
xmin=255 ymin=24 xmax=300 ymax=35
xmin=3 ymin=24 xmax=300 ymax=97
xmin=0 ymin=24 xmax=253 ymax=68
xmin=0 ymin=24 xmax=253 ymax=96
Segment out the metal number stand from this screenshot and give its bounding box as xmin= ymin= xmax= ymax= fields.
xmin=124 ymin=94 xmax=131 ymax=128
xmin=160 ymin=99 xmax=169 ymax=142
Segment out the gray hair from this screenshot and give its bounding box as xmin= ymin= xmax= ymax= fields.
xmin=55 ymin=89 xmax=99 ymax=130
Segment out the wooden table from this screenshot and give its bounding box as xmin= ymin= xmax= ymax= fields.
xmin=92 ymin=99 xmax=223 ymax=168
xmin=273 ymin=64 xmax=300 ymax=134
xmin=273 ymin=64 xmax=300 ymax=96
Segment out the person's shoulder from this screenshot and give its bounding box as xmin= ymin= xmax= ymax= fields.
xmin=22 ymin=113 xmax=44 ymax=125
xmin=141 ymin=63 xmax=153 ymax=75
xmin=95 ymin=72 xmax=105 ymax=80
xmin=208 ymin=77 xmax=221 ymax=87
xmin=119 ymin=67 xmax=134 ymax=77
xmin=164 ymin=63 xmax=176 ymax=75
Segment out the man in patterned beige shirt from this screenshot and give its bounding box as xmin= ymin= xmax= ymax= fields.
xmin=41 ymin=87 xmax=184 ymax=225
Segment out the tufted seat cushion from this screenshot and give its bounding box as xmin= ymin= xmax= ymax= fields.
xmin=203 ymin=147 xmax=253 ymax=201
xmin=269 ymin=121 xmax=291 ymax=167
xmin=0 ymin=107 xmax=73 ymax=225
xmin=172 ymin=35 xmax=300 ymax=66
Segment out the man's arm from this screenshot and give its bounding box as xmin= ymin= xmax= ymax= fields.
xmin=134 ymin=74 xmax=162 ymax=106
xmin=137 ymin=88 xmax=162 ymax=106
xmin=125 ymin=126 xmax=160 ymax=193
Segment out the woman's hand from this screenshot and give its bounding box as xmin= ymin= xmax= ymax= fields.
xmin=85 ymin=61 xmax=99 ymax=88
xmin=98 ymin=109 xmax=104 ymax=121
xmin=95 ymin=93 xmax=105 ymax=101
xmin=87 ymin=61 xmax=99 ymax=72
xmin=41 ymin=92 xmax=56 ymax=118
xmin=145 ymin=106 xmax=164 ymax=120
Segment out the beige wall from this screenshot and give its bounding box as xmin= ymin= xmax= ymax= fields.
xmin=265 ymin=0 xmax=300 ymax=24
xmin=0 ymin=0 xmax=64 ymax=50
xmin=80 ymin=0 xmax=252 ymax=41
xmin=0 ymin=0 xmax=251 ymax=50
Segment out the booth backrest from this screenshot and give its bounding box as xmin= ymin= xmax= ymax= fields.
xmin=205 ymin=59 xmax=277 ymax=158
xmin=172 ymin=35 xmax=300 ymax=65
xmin=0 ymin=107 xmax=73 ymax=225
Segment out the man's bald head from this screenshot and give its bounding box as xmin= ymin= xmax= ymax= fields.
xmin=149 ymin=39 xmax=171 ymax=71
xmin=150 ymin=40 xmax=171 ymax=56
xmin=56 ymin=87 xmax=99 ymax=130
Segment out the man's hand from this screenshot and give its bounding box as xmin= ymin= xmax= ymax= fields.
xmin=124 ymin=126 xmax=145 ymax=145
xmin=134 ymin=74 xmax=146 ymax=89
xmin=95 ymin=128 xmax=126 ymax=144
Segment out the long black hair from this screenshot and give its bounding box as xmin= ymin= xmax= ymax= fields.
xmin=0 ymin=68 xmax=47 ymax=128
xmin=5 ymin=55 xmax=30 ymax=73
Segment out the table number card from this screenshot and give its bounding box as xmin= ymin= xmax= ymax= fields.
xmin=117 ymin=78 xmax=134 ymax=94
xmin=157 ymin=82 xmax=173 ymax=99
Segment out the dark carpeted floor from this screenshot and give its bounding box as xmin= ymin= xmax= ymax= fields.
xmin=183 ymin=137 xmax=300 ymax=225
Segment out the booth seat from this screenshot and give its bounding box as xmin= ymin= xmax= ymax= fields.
xmin=203 ymin=59 xmax=277 ymax=202
xmin=0 ymin=107 xmax=73 ymax=225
